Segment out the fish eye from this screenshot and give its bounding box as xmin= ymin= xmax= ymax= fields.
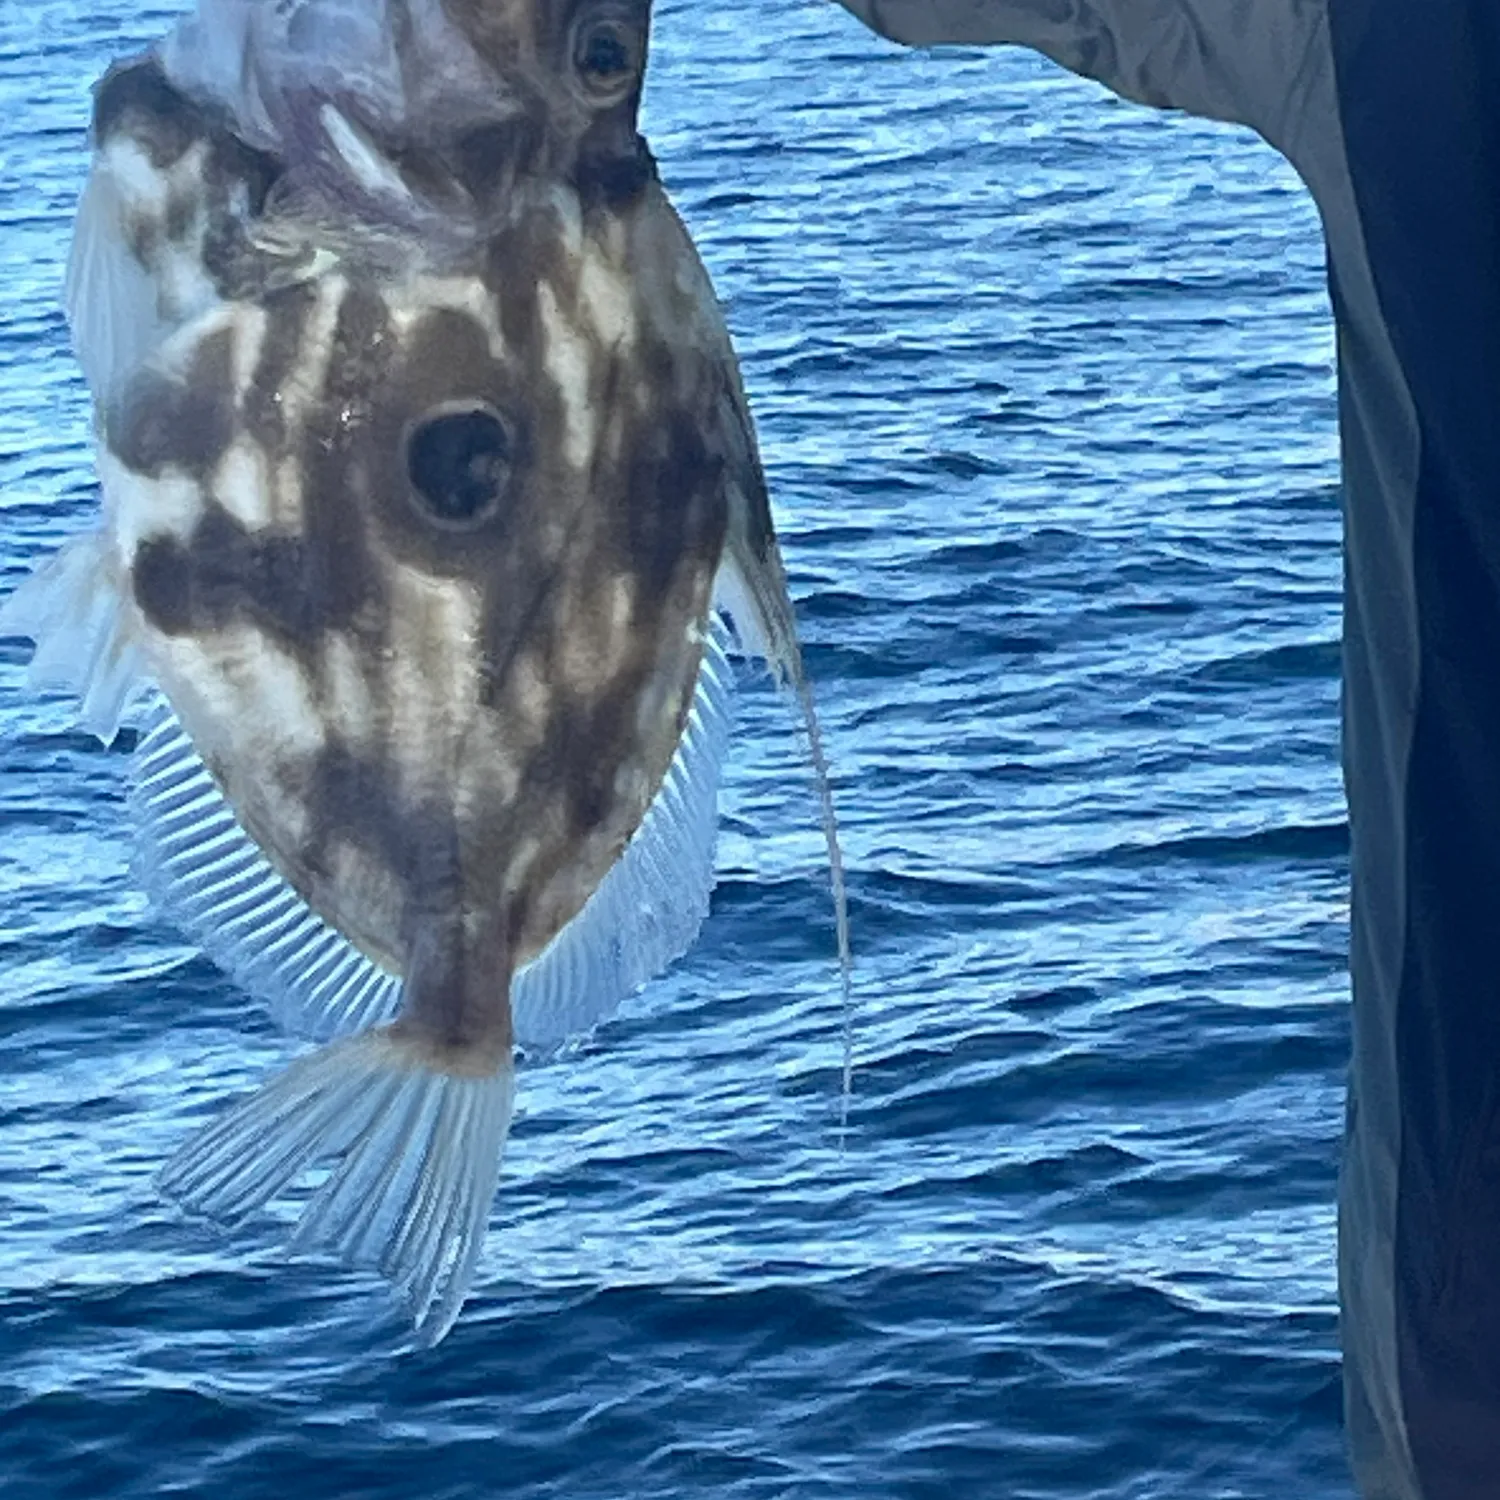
xmin=570 ymin=9 xmax=642 ymax=105
xmin=405 ymin=405 xmax=512 ymax=526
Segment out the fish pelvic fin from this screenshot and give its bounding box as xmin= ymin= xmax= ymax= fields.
xmin=0 ymin=529 xmax=144 ymax=744
xmin=157 ymin=1028 xmax=515 ymax=1346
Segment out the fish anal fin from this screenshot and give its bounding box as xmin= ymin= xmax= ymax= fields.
xmin=129 ymin=692 xmax=404 ymax=1040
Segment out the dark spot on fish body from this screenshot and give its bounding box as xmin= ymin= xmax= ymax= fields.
xmin=123 ymin=209 xmax=162 ymax=271
xmin=287 ymin=284 xmax=397 ymax=640
xmin=485 ymin=220 xmax=553 ymax=365
xmin=207 ymin=133 xmax=280 ymax=220
xmin=570 ymin=773 xmax=612 ymax=838
xmin=92 ymin=56 xmax=199 ymax=168
xmin=167 ymin=507 xmax=260 ymax=631
xmin=164 ymin=191 xmax=195 ymax=245
xmin=453 ymin=116 xmax=548 ymax=209
xmin=132 ymin=527 xmax=238 ymax=637
xmin=244 ymin=531 xmax=325 ymax=638
xmin=560 ymin=691 xmax=642 ymax=835
xmin=107 ymin=328 xmax=237 ymax=480
xmin=132 ymin=536 xmax=195 ymax=636
xmin=93 ymin=55 xmax=281 ymax=201
xmin=304 ymin=742 xmax=408 ymax=883
xmin=617 ymin=403 xmax=728 ymax=596
xmin=242 ymin=282 xmax=322 ymax=450
xmin=130 ymin=504 xmax=334 ymax=646
xmin=572 ymin=134 xmax=656 ymax=211
xmin=321 ymin=285 xmax=394 ymax=429
xmin=396 ymin=899 xmax=516 ymax=1058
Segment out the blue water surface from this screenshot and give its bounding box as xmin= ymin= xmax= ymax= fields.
xmin=0 ymin=2 xmax=1350 ymax=1497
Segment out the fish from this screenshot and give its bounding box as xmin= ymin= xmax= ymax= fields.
xmin=0 ymin=0 xmax=850 ymax=1344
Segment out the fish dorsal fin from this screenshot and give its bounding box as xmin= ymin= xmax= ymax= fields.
xmin=794 ymin=670 xmax=854 ymax=1120
xmin=129 ymin=616 xmax=737 ymax=1048
xmin=715 ymin=551 xmax=854 ymax=1121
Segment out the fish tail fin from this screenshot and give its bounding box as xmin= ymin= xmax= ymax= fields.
xmin=157 ymin=1028 xmax=516 ymax=1346
xmin=0 ymin=530 xmax=143 ymax=743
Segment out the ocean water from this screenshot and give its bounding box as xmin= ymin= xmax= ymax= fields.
xmin=0 ymin=3 xmax=1351 ymax=1498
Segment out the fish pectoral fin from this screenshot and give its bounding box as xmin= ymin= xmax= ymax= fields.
xmin=66 ymin=164 xmax=172 ymax=402
xmin=510 ymin=615 xmax=735 ymax=1049
xmin=158 ymin=1028 xmax=516 ymax=1346
xmin=0 ymin=529 xmax=145 ymax=744
xmin=130 ymin=692 xmax=403 ymax=1040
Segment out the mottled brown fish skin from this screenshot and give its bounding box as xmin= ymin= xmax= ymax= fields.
xmin=91 ymin=55 xmax=284 ymax=305
xmin=104 ymin=1 xmax=753 ymax=1063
